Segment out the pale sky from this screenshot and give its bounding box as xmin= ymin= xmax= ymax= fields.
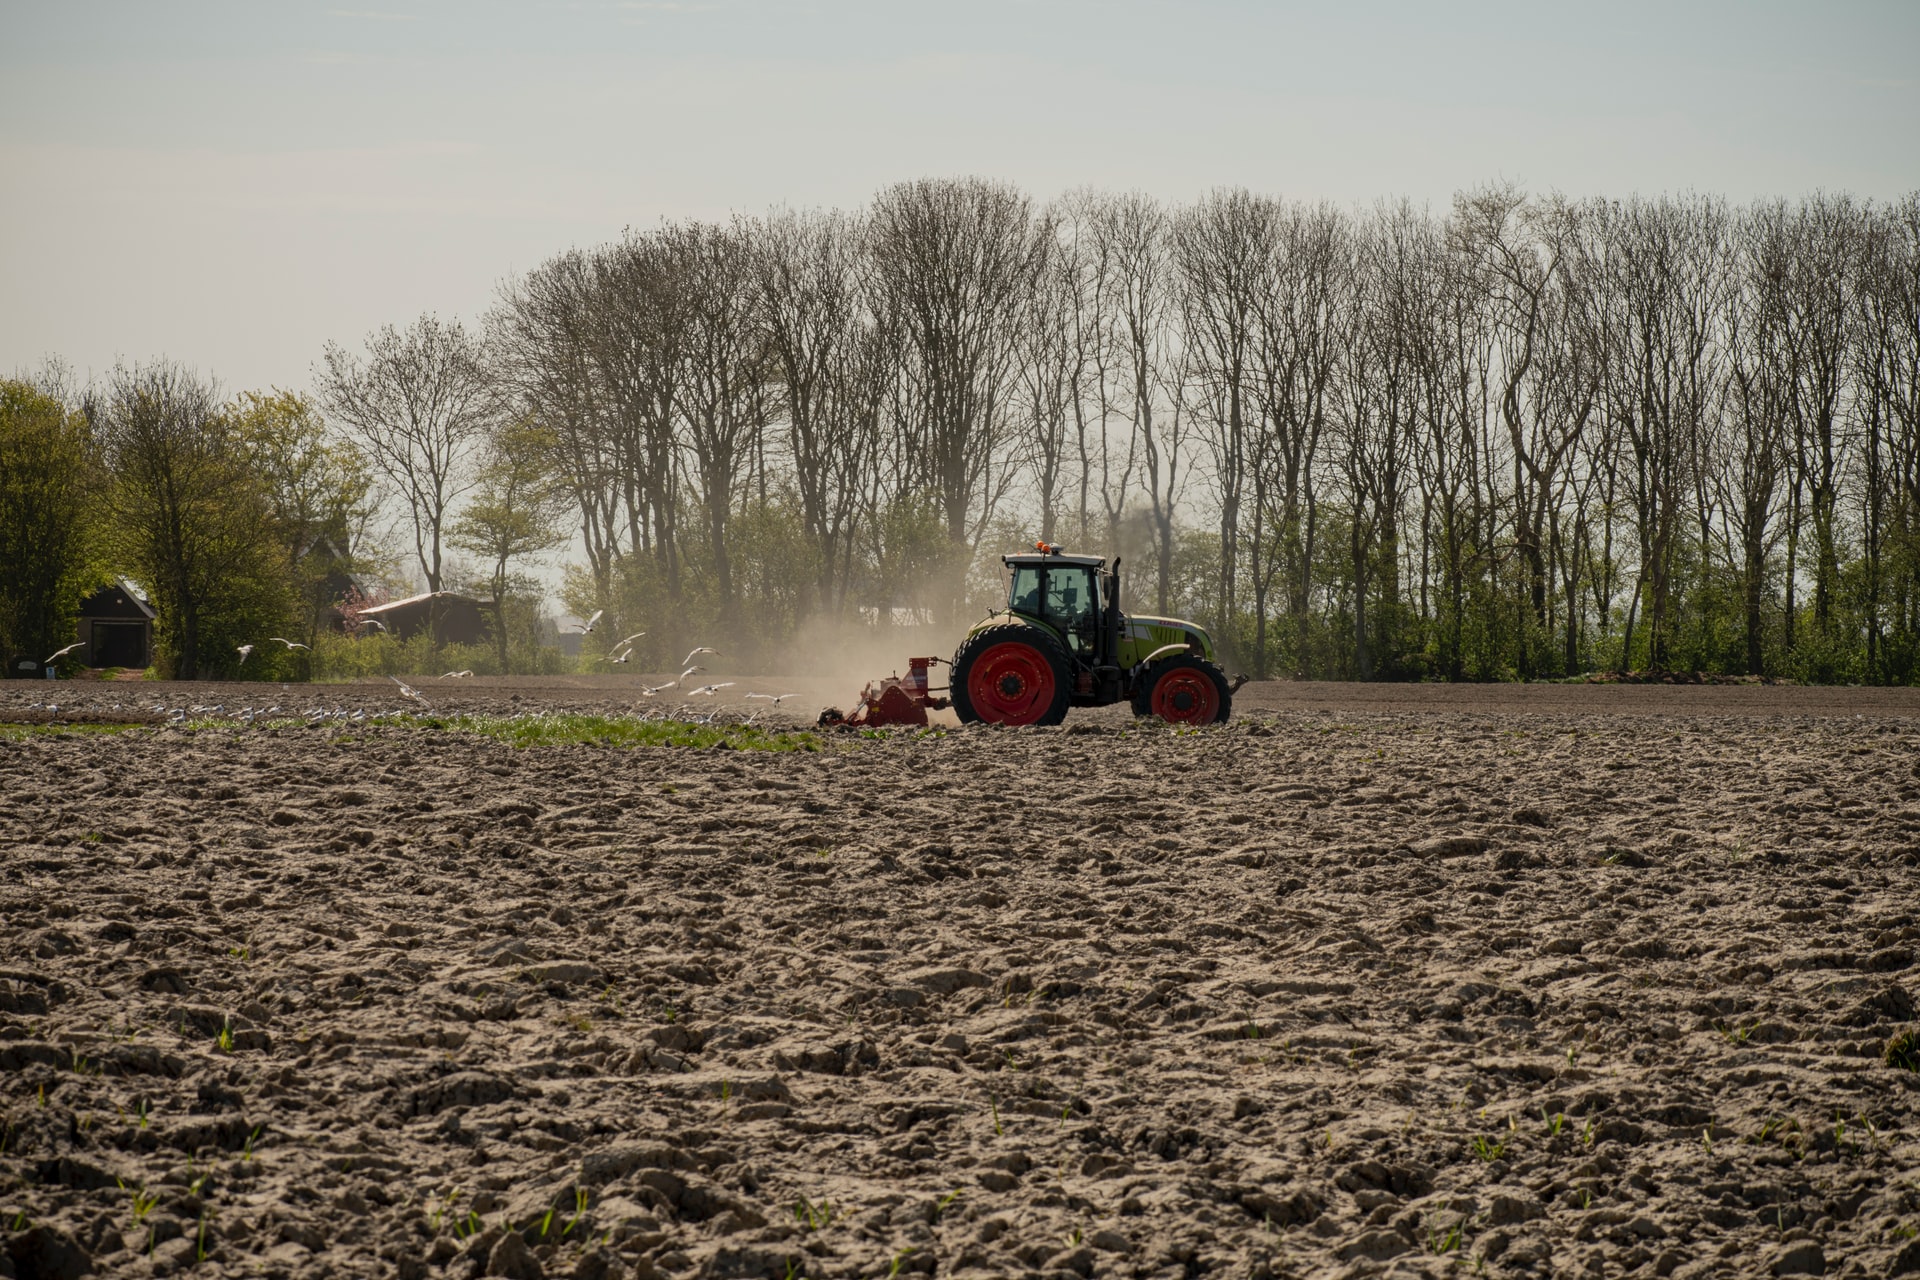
xmin=3 ymin=0 xmax=1917 ymax=396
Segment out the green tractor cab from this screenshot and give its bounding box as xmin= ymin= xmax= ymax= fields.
xmin=950 ymin=545 xmax=1242 ymax=727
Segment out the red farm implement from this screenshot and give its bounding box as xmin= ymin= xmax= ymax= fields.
xmin=817 ymin=657 xmax=949 ymax=728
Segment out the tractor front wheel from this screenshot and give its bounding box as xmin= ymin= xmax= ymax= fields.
xmin=1132 ymin=654 xmax=1232 ymax=725
xmin=951 ymin=624 xmax=1072 ymax=727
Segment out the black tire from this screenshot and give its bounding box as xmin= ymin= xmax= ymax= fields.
xmin=1131 ymin=654 xmax=1233 ymax=725
xmin=951 ymin=622 xmax=1073 ymax=727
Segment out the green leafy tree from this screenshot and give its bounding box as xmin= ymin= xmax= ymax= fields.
xmin=0 ymin=378 xmax=98 ymax=671
xmin=227 ymin=389 xmax=375 ymax=650
xmin=450 ymin=419 xmax=569 ymax=672
xmin=96 ymin=363 xmax=291 ymax=678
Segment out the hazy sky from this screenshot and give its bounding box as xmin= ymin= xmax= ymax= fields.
xmin=4 ymin=0 xmax=1916 ymax=396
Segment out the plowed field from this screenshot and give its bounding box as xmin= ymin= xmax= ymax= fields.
xmin=3 ymin=677 xmax=1918 ymax=1279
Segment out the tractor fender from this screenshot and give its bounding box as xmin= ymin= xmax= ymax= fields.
xmin=1132 ymin=642 xmax=1196 ymax=673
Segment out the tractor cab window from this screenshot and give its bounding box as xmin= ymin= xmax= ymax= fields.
xmin=1043 ymin=567 xmax=1099 ymax=657
xmin=1009 ymin=566 xmax=1042 ymax=617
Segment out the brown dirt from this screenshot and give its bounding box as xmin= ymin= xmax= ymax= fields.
xmin=2 ymin=679 xmax=1918 ymax=1279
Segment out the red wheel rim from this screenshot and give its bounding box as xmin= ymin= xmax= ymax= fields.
xmin=966 ymin=641 xmax=1056 ymax=725
xmin=1150 ymin=669 xmax=1218 ymax=724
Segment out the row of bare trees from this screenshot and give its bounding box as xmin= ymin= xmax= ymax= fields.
xmin=342 ymin=179 xmax=1920 ymax=681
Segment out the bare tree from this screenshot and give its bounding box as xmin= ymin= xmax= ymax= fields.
xmin=316 ymin=315 xmax=495 ymax=594
xmin=665 ymin=219 xmax=771 ymax=633
xmin=1773 ymin=195 xmax=1863 ymax=661
xmin=1585 ymin=195 xmax=1731 ymax=670
xmin=1854 ymin=196 xmax=1920 ymax=679
xmin=754 ymin=208 xmax=886 ymax=617
xmin=492 ymin=251 xmax=620 ymax=601
xmin=1253 ymin=201 xmax=1349 ymax=675
xmin=1175 ymin=189 xmax=1277 ymax=655
xmin=870 ymin=178 xmax=1051 ymax=617
xmin=1717 ymin=206 xmax=1796 ymax=674
xmin=1086 ymin=192 xmax=1179 ymax=608
xmin=1013 ymin=222 xmax=1086 ymax=544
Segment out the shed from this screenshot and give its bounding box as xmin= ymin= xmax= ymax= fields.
xmin=78 ymin=579 xmax=156 ymax=670
xmin=356 ymin=591 xmax=494 ymax=646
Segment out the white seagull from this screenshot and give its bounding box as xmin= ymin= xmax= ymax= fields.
xmin=45 ymin=642 xmax=84 ymax=663
xmin=269 ymin=637 xmax=309 ymax=650
xmin=687 ymin=682 xmax=734 ymax=697
xmin=639 ymin=681 xmax=677 ymax=696
xmin=389 ymin=675 xmax=433 ymax=709
xmin=440 ymin=670 xmax=474 ymax=679
xmin=678 ymin=665 xmax=704 ymax=682
xmin=680 ymin=646 xmax=719 ymax=667
xmin=615 ymin=631 xmax=647 ymax=648
xmin=745 ymin=692 xmax=798 ymax=704
xmin=236 ymin=644 xmax=254 ymax=663
xmin=570 ymin=609 xmax=605 ymax=634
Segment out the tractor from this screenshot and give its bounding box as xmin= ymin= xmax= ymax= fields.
xmin=947 ymin=544 xmax=1240 ymax=726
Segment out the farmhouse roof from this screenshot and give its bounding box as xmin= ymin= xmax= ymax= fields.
xmin=358 ymin=590 xmax=478 ymax=615
xmin=80 ymin=578 xmax=158 ymax=621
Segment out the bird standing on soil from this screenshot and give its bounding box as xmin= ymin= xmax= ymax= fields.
xmin=44 ymin=642 xmax=83 ymax=663
xmin=680 ymin=646 xmax=719 ymax=667
xmin=269 ymin=637 xmax=309 ymax=651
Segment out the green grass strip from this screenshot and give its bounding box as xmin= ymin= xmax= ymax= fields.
xmin=0 ymin=721 xmax=146 ymax=740
xmin=371 ymin=712 xmax=825 ymax=752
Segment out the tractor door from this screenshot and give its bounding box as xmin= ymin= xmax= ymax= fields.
xmin=1042 ymin=565 xmax=1100 ymax=662
xmin=1008 ymin=565 xmax=1043 ymax=619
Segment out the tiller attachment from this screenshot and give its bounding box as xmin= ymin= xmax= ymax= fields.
xmin=818 ymin=657 xmax=949 ymax=728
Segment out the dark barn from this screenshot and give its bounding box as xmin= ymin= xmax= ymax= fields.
xmin=356 ymin=591 xmax=494 ymax=646
xmin=78 ymin=579 xmax=155 ymax=670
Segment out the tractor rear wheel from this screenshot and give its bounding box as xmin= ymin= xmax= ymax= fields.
xmin=951 ymin=623 xmax=1072 ymax=727
xmin=1132 ymin=654 xmax=1232 ymax=725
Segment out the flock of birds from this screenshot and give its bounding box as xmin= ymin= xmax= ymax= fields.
xmin=568 ymin=612 xmax=793 ymax=703
xmin=36 ymin=609 xmax=805 ymax=727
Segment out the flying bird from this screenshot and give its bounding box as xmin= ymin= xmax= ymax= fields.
xmin=678 ymin=665 xmax=704 ymax=682
xmin=363 ymin=618 xmax=388 ymax=632
xmin=609 ymin=650 xmax=632 ymax=664
xmin=440 ymin=670 xmax=474 ymax=679
xmin=687 ymin=682 xmax=734 ymax=697
xmin=616 ymin=631 xmax=647 ymax=648
xmin=389 ymin=675 xmax=433 ymax=709
xmin=639 ymin=681 xmax=677 ymax=696
xmin=680 ymin=646 xmax=718 ymax=667
xmin=570 ymin=609 xmax=605 ymax=634
xmin=745 ymin=692 xmax=798 ymax=704
xmin=236 ymin=644 xmax=254 ymax=663
xmin=45 ymin=642 xmax=84 ymax=663
xmin=269 ymin=637 xmax=309 ymax=650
